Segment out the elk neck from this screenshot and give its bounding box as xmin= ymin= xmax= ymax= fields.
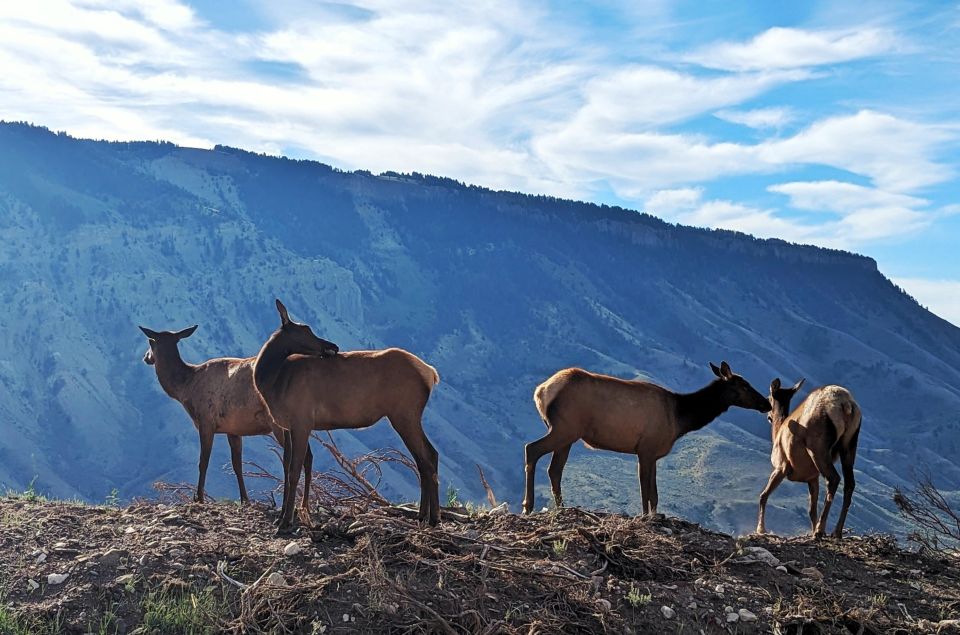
xmin=153 ymin=345 xmax=195 ymax=400
xmin=674 ymin=379 xmax=730 ymax=438
xmin=253 ymin=332 xmax=289 ymax=393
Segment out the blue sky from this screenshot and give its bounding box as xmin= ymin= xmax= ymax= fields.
xmin=1 ymin=1 xmax=958 ymax=324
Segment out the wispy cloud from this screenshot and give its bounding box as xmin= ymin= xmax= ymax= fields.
xmin=685 ymin=26 xmax=899 ymax=71
xmin=0 ymin=1 xmax=956 ymax=259
xmin=715 ymin=107 xmax=795 ymax=130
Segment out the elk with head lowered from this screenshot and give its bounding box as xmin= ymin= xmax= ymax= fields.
xmin=139 ymin=324 xmax=316 ymax=508
xmin=253 ymin=299 xmax=441 ymax=534
xmin=523 ymin=361 xmax=771 ymax=516
xmin=756 ymin=378 xmax=861 ymax=538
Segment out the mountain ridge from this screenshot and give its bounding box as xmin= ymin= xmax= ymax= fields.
xmin=0 ymin=121 xmax=958 ymax=537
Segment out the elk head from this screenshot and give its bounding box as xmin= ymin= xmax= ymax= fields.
xmin=139 ymin=324 xmax=198 ymax=365
xmin=271 ymin=299 xmax=340 ymax=358
xmin=767 ymin=377 xmax=806 ymax=425
xmin=710 ymin=361 xmax=772 ymax=413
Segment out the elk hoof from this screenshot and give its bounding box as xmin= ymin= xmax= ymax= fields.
xmin=274 ymin=521 xmax=301 ymax=537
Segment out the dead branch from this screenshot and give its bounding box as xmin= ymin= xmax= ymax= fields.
xmin=476 ymin=464 xmax=497 ymax=507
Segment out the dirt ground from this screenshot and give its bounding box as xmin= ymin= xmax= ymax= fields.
xmin=1 ymin=496 xmax=958 ymax=634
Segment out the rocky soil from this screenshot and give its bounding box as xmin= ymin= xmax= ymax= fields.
xmin=0 ymin=496 xmax=958 ymax=634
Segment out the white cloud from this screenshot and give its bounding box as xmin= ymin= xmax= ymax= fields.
xmin=0 ymin=1 xmax=955 ymax=254
xmin=645 ymin=180 xmax=939 ymax=248
xmin=762 ymin=110 xmax=953 ymax=192
xmin=891 ymin=278 xmax=960 ymax=326
xmin=644 ymin=187 xmax=838 ymax=246
xmin=715 ymin=107 xmax=795 ymax=130
xmin=686 ymin=26 xmax=898 ymax=71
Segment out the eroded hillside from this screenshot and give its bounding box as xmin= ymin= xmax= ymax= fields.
xmin=0 ymin=122 xmax=959 ymax=535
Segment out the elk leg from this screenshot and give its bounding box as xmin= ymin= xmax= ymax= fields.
xmin=637 ymin=458 xmax=653 ymax=516
xmin=648 ymin=461 xmax=659 ymax=515
xmin=195 ymin=426 xmax=215 ymax=503
xmin=227 ymin=434 xmax=248 ymax=504
xmin=547 ymin=443 xmax=572 ymax=508
xmin=523 ymin=429 xmax=577 ymax=514
xmin=807 ymin=479 xmax=820 ymax=533
xmin=424 ymin=435 xmax=441 ymax=526
xmin=276 ymin=428 xmax=292 ymax=521
xmin=300 ymin=443 xmax=314 ymax=519
xmin=756 ymin=469 xmax=786 ymax=534
xmin=808 ymin=446 xmax=841 ymax=538
xmin=832 ymin=429 xmax=860 ymax=539
xmin=389 ymin=416 xmax=441 ymax=526
xmin=278 ymin=427 xmax=311 ymax=535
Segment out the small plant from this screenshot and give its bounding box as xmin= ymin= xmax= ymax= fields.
xmin=88 ymin=607 xmax=119 ymax=635
xmin=552 ymin=538 xmax=568 ymax=557
xmin=104 ymin=488 xmax=120 ymax=507
xmin=445 ymin=483 xmax=460 ymax=508
xmin=626 ymin=584 xmax=652 ymax=608
xmin=140 ymin=586 xmax=225 ymax=634
xmin=870 ymin=593 xmax=887 ymax=609
xmin=0 ymin=599 xmax=62 ymax=635
xmin=20 ymin=476 xmax=41 ymax=502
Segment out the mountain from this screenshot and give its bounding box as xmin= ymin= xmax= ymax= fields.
xmin=0 ymin=121 xmax=958 ymax=536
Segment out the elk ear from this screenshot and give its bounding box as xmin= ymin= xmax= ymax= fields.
xmin=275 ymin=299 xmax=291 ymax=325
xmin=770 ymin=377 xmax=781 ymax=393
xmin=175 ymin=325 xmax=198 ymax=340
xmin=791 ymin=378 xmax=806 ymax=393
xmin=139 ymin=325 xmax=160 ymax=340
xmin=719 ymin=361 xmax=733 ymax=379
xmin=710 ymin=362 xmax=722 ymax=378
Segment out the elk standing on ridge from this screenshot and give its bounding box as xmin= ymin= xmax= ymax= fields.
xmin=253 ymin=300 xmax=441 ymax=534
xmin=523 ymin=361 xmax=771 ymax=516
xmin=140 ymin=325 xmax=315 ymax=508
xmin=756 ymin=378 xmax=861 ymax=538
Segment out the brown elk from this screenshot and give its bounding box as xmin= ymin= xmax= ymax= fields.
xmin=756 ymin=379 xmax=861 ymax=538
xmin=523 ymin=361 xmax=771 ymax=516
xmin=253 ymin=300 xmax=441 ymax=534
xmin=140 ymin=325 xmax=315 ymax=509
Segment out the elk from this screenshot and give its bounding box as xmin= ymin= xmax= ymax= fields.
xmin=139 ymin=325 xmax=315 ymax=509
xmin=756 ymin=379 xmax=861 ymax=538
xmin=253 ymin=300 xmax=441 ymax=534
xmin=523 ymin=361 xmax=771 ymax=516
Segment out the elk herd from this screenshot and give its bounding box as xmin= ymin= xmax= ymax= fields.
xmin=140 ymin=299 xmax=862 ymax=539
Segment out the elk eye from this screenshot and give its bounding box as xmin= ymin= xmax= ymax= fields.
xmin=767 ymin=415 xmax=773 ymax=424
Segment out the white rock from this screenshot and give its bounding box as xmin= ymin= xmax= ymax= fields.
xmin=736 ymin=546 xmax=780 ymax=567
xmin=267 ymin=572 xmax=286 ymax=586
xmin=726 ymin=612 xmax=740 ymax=623
xmin=124 ymin=526 xmax=136 ymax=535
xmin=715 ymin=584 xmax=725 ymax=594
xmin=764 ymin=606 xmax=774 ymax=615
xmin=739 ymin=609 xmax=757 ymax=622
xmin=724 ymin=606 xmax=734 ymax=614
xmin=342 ymin=614 xmax=350 ymax=623
xmin=776 ymin=565 xmax=788 ymax=573
xmin=283 ymin=542 xmax=302 ymax=557
xmin=27 ymin=579 xmax=39 ymax=592
xmin=47 ymin=573 xmax=68 ymax=585
xmin=660 ymin=606 xmax=676 ymax=619
xmin=35 ymin=552 xmax=47 ymax=564
xmin=489 ymin=502 xmax=509 ymax=516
